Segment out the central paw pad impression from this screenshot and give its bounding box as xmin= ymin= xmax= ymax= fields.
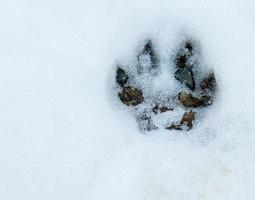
xmin=114 ymin=37 xmax=217 ymax=132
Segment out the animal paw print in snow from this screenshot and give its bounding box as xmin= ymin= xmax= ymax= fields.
xmin=115 ymin=38 xmax=217 ymax=133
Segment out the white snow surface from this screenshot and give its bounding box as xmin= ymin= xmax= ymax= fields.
xmin=1 ymin=0 xmax=255 ymax=199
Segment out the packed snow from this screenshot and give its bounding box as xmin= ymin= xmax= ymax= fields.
xmin=0 ymin=0 xmax=255 ymax=199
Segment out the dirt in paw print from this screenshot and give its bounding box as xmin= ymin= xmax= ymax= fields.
xmin=114 ymin=36 xmax=217 ymax=133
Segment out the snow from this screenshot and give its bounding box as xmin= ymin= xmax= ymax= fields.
xmin=0 ymin=0 xmax=255 ymax=199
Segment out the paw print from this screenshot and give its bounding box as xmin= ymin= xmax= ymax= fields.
xmin=114 ymin=37 xmax=217 ymax=133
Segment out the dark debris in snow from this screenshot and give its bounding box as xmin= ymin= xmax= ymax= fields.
xmin=118 ymin=86 xmax=144 ymax=106
xmin=114 ymin=38 xmax=217 ymax=133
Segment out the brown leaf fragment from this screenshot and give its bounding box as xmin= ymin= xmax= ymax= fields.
xmin=200 ymin=73 xmax=216 ymax=92
xmin=166 ymin=123 xmax=182 ymax=130
xmin=152 ymin=105 xmax=173 ymax=114
xmin=178 ymin=91 xmax=203 ymax=108
xmin=199 ymin=73 xmax=216 ymax=105
xmin=180 ymin=111 xmax=196 ymax=129
xmin=118 ymin=86 xmax=144 ymax=106
xmin=166 ymin=111 xmax=196 ymax=131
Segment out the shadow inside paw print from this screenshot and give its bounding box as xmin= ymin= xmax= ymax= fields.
xmin=114 ymin=37 xmax=217 ymax=133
